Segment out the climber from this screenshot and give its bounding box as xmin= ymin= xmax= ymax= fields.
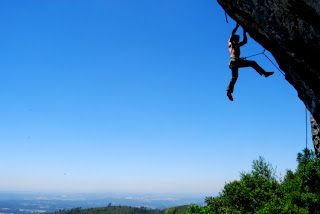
xmin=226 ymin=23 xmax=274 ymax=101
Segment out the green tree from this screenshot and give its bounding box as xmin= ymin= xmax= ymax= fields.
xmin=186 ymin=149 xmax=320 ymax=214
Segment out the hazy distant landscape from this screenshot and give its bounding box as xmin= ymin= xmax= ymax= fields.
xmin=0 ymin=192 xmax=205 ymax=214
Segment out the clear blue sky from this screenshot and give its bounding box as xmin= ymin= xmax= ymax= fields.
xmin=0 ymin=0 xmax=312 ymax=195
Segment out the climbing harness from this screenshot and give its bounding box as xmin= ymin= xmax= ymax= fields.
xmin=242 ymin=49 xmax=286 ymax=77
xmin=229 ymin=57 xmax=239 ymax=69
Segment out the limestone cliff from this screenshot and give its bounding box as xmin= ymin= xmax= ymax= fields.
xmin=217 ymin=0 xmax=320 ymax=156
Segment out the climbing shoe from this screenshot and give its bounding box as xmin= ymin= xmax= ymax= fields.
xmin=227 ymin=92 xmax=233 ymax=101
xmin=264 ymin=72 xmax=274 ymax=77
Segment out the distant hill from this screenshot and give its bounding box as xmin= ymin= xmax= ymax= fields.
xmin=163 ymin=205 xmax=189 ymax=214
xmin=49 ymin=205 xmax=189 ymax=214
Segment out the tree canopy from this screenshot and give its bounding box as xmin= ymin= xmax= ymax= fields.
xmin=187 ymin=149 xmax=320 ymax=214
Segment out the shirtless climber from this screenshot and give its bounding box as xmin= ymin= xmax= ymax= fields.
xmin=226 ymin=23 xmax=274 ymax=101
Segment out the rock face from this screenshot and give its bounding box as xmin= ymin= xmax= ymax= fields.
xmin=217 ymin=0 xmax=320 ymax=157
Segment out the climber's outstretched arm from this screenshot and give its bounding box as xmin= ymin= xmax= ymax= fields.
xmin=229 ymin=23 xmax=240 ymax=41
xmin=232 ymin=23 xmax=240 ymax=35
xmin=239 ymin=30 xmax=247 ymax=46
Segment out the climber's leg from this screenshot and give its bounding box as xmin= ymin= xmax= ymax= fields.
xmin=237 ymin=59 xmax=265 ymax=75
xmin=226 ymin=68 xmax=238 ymax=101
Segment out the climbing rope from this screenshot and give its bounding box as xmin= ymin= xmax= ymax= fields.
xmin=241 ymin=49 xmax=266 ymax=60
xmin=225 ymin=12 xmax=229 ymax=23
xmin=242 ymin=49 xmax=286 ymax=77
xmin=305 ymin=108 xmax=308 ymax=152
xmin=262 ymin=52 xmax=286 ymax=77
xmin=298 ymin=108 xmax=309 ymax=211
xmin=303 ymin=108 xmax=308 ymax=181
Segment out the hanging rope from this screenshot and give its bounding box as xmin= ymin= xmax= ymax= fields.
xmin=299 ymin=108 xmax=309 ymax=211
xmin=298 ymin=108 xmax=309 ymax=212
xmin=225 ymin=12 xmax=228 ymax=23
xmin=303 ymin=108 xmax=308 ymax=180
xmin=305 ymin=108 xmax=308 ymax=151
